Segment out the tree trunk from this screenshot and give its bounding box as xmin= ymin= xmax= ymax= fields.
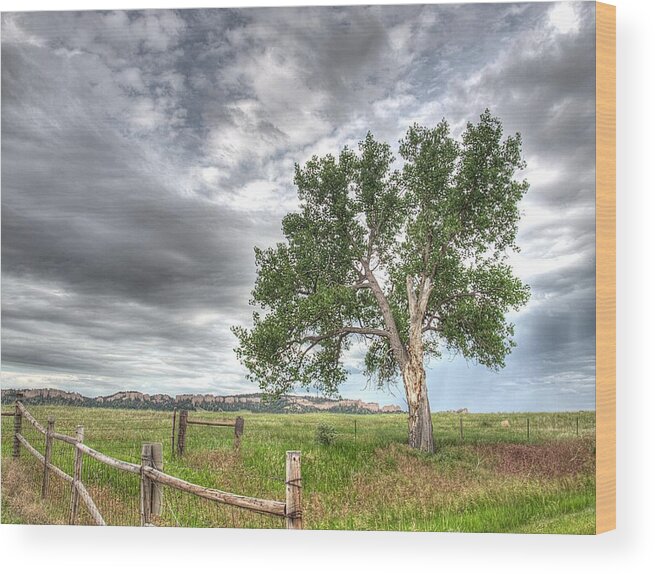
xmin=402 ymin=351 xmax=435 ymax=453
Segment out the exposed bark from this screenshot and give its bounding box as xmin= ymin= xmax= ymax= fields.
xmin=402 ymin=336 xmax=435 ymax=453
xmin=356 ymin=262 xmax=436 ymax=453
xmin=403 ymin=274 xmax=435 ymax=453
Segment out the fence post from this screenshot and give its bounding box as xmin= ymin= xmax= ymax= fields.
xmin=171 ymin=408 xmax=177 ymax=459
xmin=177 ymin=410 xmax=188 ymax=456
xmin=234 ymin=416 xmax=245 ymax=450
xmin=576 ymin=416 xmax=580 ymax=437
xmin=150 ymin=443 xmax=163 ymax=519
xmin=140 ymin=443 xmax=153 ymax=526
xmin=460 ymin=416 xmax=464 ymax=440
xmin=527 ymin=418 xmax=530 ymax=441
xmin=42 ymin=417 xmax=55 ymax=499
xmin=12 ymin=393 xmax=23 ymax=459
xmin=285 ymin=451 xmax=302 ymax=529
xmin=69 ymin=425 xmax=84 ymax=525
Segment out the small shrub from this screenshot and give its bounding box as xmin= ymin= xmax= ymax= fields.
xmin=480 ymin=420 xmax=492 ymax=428
xmin=315 ymin=423 xmax=337 ymax=446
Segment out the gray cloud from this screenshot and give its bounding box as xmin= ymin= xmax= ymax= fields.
xmin=2 ymin=3 xmax=596 ymax=410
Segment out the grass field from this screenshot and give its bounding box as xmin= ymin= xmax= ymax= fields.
xmin=1 ymin=406 xmax=596 ymax=533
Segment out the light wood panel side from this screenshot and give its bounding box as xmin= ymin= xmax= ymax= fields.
xmin=595 ymin=1 xmax=616 ymax=535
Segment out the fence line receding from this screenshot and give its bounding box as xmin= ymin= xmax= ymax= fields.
xmin=7 ymin=398 xmax=302 ymax=529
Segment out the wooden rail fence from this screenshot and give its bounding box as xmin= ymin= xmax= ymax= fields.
xmin=6 ymin=400 xmax=302 ymax=528
xmin=172 ymin=408 xmax=245 ymax=456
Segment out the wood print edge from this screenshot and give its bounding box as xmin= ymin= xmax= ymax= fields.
xmin=595 ymin=1 xmax=616 ymax=535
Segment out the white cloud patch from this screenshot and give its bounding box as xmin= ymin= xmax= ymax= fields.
xmin=549 ymin=2 xmax=581 ymax=35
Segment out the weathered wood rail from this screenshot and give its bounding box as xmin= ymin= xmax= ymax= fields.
xmin=144 ymin=467 xmax=286 ymax=517
xmin=8 ymin=401 xmax=302 ymax=528
xmin=173 ymin=410 xmax=245 ymax=456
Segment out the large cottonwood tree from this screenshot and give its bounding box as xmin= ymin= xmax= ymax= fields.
xmin=233 ymin=110 xmax=530 ymax=453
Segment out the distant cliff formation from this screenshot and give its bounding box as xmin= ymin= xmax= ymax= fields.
xmin=0 ymin=388 xmax=403 ymax=414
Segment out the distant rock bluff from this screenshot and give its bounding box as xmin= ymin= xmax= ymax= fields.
xmin=0 ymin=388 xmax=403 ymax=414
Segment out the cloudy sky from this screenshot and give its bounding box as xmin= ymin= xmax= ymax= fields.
xmin=1 ymin=2 xmax=596 ymax=411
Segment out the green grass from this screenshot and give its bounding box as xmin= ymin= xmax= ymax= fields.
xmin=0 ymin=406 xmax=595 ymax=533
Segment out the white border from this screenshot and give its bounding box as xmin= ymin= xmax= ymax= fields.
xmin=0 ymin=1 xmax=653 ymax=572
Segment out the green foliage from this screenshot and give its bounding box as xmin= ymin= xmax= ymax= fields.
xmin=233 ymin=110 xmax=530 ymax=397
xmin=315 ymin=423 xmax=338 ymax=446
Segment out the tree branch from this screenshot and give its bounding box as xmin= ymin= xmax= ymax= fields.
xmin=363 ymin=260 xmax=408 ymax=367
xmin=406 ymin=275 xmax=418 ymax=317
xmin=422 ymin=312 xmax=442 ymax=334
xmin=301 ymin=326 xmax=390 ymax=345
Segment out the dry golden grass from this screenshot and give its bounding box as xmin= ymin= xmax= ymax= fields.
xmin=186 ymin=448 xmax=243 ymax=475
xmin=85 ymin=481 xmax=139 ymax=526
xmin=472 ymin=438 xmax=595 ymax=478
xmin=1 ymin=459 xmax=57 ymax=524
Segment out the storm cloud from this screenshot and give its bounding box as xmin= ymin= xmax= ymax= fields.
xmin=1 ymin=3 xmax=596 ymax=410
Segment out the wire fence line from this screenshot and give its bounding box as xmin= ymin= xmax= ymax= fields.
xmin=2 ymin=404 xmax=595 ymax=458
xmin=2 ymin=398 xmax=303 ymax=529
xmin=1 ymin=403 xmax=596 ymax=447
xmin=324 ymin=411 xmax=596 ymax=446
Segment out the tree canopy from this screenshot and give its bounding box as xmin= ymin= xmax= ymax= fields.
xmin=233 ymin=110 xmax=530 ymax=408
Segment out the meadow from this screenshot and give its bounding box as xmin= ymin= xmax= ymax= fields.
xmin=1 ymin=406 xmax=596 ymax=533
